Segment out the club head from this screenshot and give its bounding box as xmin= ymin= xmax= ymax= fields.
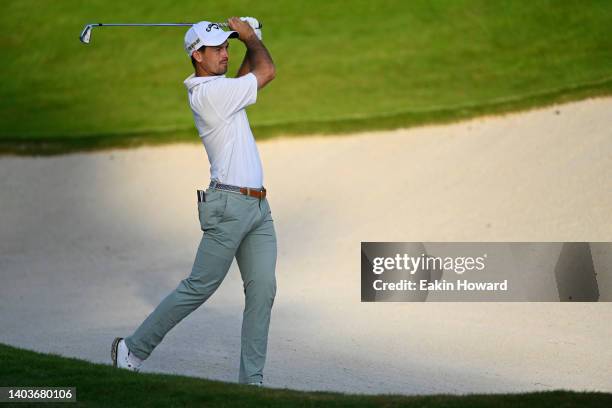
xmin=80 ymin=24 xmax=94 ymax=44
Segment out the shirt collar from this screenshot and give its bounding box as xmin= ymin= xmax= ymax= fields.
xmin=184 ymin=73 xmax=225 ymax=91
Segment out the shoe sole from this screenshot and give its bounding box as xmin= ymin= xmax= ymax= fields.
xmin=111 ymin=337 xmax=123 ymax=368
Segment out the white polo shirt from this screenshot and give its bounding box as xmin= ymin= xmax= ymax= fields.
xmin=184 ymin=72 xmax=264 ymax=188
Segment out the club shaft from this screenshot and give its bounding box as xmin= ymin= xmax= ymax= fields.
xmin=80 ymin=21 xmax=262 ymax=44
xmin=92 ymin=23 xmax=228 ymax=28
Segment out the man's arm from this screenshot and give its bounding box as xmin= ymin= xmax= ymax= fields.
xmin=236 ymin=49 xmax=252 ymax=78
xmin=228 ymin=17 xmax=275 ymax=89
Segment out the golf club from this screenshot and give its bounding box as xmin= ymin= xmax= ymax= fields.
xmin=79 ymin=21 xmax=262 ymax=44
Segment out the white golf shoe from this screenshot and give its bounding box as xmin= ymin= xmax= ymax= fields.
xmin=248 ymin=381 xmax=264 ymax=387
xmin=111 ymin=337 xmax=143 ymax=372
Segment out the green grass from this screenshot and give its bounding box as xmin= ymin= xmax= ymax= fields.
xmin=1 ymin=0 xmax=611 ymax=154
xmin=1 ymin=343 xmax=610 ymax=407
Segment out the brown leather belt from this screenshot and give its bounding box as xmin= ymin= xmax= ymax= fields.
xmin=240 ymin=187 xmax=267 ymax=199
xmin=209 ymin=181 xmax=267 ymax=200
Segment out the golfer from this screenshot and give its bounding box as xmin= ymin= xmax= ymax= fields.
xmin=111 ymin=17 xmax=277 ymax=387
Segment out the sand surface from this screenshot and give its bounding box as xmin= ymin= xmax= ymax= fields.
xmin=1 ymin=97 xmax=611 ymax=395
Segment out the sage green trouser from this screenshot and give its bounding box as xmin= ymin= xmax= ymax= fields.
xmin=125 ymin=187 xmax=277 ymax=384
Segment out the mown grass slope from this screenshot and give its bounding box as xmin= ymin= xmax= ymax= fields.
xmin=1 ymin=0 xmax=611 ymax=153
xmin=1 ymin=343 xmax=611 ymax=407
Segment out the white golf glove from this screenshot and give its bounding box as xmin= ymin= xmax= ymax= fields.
xmin=240 ymin=16 xmax=262 ymax=40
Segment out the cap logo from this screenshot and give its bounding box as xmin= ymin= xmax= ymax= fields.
xmin=206 ymin=23 xmax=220 ymax=32
xmin=187 ymin=37 xmax=201 ymax=51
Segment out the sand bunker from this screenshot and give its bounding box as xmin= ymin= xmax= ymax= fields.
xmin=1 ymin=97 xmax=611 ymax=394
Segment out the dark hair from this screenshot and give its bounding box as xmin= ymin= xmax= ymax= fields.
xmin=191 ymin=44 xmax=207 ymax=68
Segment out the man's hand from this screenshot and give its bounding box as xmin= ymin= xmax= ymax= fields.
xmin=230 ymin=16 xmax=274 ymax=89
xmin=240 ymin=16 xmax=262 ymax=40
xmin=228 ymin=17 xmax=257 ymax=42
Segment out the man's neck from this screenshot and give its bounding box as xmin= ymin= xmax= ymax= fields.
xmin=195 ymin=66 xmax=215 ymax=77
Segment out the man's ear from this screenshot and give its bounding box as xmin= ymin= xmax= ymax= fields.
xmin=193 ymin=49 xmax=205 ymax=63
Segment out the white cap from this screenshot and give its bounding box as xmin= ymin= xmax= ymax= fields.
xmin=184 ymin=21 xmax=238 ymax=57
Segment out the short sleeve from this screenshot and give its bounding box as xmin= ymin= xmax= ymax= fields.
xmin=206 ymin=73 xmax=258 ymax=118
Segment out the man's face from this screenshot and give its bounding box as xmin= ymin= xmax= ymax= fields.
xmin=194 ymin=41 xmax=230 ymax=75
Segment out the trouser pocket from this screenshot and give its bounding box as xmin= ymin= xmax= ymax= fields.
xmin=197 ymin=189 xmax=227 ymax=231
